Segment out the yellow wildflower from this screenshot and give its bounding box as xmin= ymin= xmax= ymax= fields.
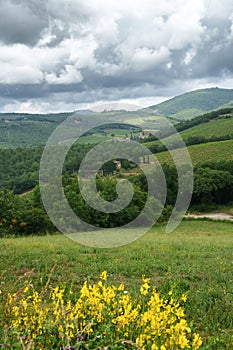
xmin=140 ymin=274 xmax=150 ymax=296
xmin=181 ymin=294 xmax=187 ymax=302
xmin=118 ymin=283 xmax=125 ymax=291
xmin=100 ymin=271 xmax=107 ymax=281
xmin=192 ymin=333 xmax=202 ymax=349
xmin=3 ymin=272 xmax=202 ymax=349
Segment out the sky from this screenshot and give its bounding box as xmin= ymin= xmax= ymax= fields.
xmin=0 ymin=0 xmax=233 ymax=113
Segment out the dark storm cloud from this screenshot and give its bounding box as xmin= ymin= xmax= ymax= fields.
xmin=191 ymin=45 xmax=233 ymax=78
xmin=0 ymin=84 xmax=46 ymax=99
xmin=0 ymin=81 xmax=90 ymax=100
xmin=188 ymin=21 xmax=233 ymax=78
xmin=0 ymin=1 xmax=48 ymax=45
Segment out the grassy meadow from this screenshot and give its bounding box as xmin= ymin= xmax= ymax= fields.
xmin=1 ymin=220 xmax=233 ymax=348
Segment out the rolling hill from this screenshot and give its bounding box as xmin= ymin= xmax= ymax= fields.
xmin=144 ymin=109 xmax=233 ymax=152
xmin=0 ymin=112 xmax=72 ymax=148
xmin=144 ymin=87 xmax=233 ymax=120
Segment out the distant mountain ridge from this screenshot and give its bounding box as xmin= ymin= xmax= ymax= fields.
xmin=144 ymin=87 xmax=233 ymax=120
xmin=73 ymin=109 xmax=95 ymax=114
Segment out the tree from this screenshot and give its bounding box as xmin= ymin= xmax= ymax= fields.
xmin=193 ymin=168 xmax=233 ymax=205
xmin=101 ymin=161 xmax=118 ymax=175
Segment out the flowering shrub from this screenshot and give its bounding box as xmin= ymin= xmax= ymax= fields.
xmin=1 ymin=272 xmax=202 ymax=349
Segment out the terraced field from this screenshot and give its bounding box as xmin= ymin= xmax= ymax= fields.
xmin=156 ymin=139 xmax=233 ymax=165
xmin=145 ymin=115 xmax=233 ymax=150
xmin=179 ymin=115 xmax=233 ymax=139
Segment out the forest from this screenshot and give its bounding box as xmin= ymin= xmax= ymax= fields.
xmin=1 ymin=156 xmax=233 ymax=236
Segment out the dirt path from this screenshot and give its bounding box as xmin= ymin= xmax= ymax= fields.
xmin=186 ymin=213 xmax=233 ymax=222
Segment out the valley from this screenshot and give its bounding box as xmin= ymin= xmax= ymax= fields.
xmin=1 ymin=87 xmax=233 ymax=348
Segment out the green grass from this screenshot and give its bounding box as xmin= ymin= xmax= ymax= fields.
xmin=155 ymin=139 xmax=233 ymax=166
xmin=1 ymin=220 xmax=233 ymax=348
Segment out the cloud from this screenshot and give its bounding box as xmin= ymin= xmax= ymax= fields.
xmin=46 ymin=65 xmax=83 ymax=84
xmin=131 ymin=46 xmax=170 ymax=71
xmin=0 ymin=0 xmax=47 ymax=45
xmin=0 ymin=0 xmax=233 ymax=112
xmin=203 ymin=0 xmax=233 ymax=20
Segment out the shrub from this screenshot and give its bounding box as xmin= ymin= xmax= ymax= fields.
xmin=0 ymin=272 xmax=202 ymax=349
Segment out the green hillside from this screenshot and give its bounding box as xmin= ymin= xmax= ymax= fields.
xmin=144 ymin=87 xmax=233 ymax=120
xmin=179 ymin=115 xmax=233 ymax=139
xmin=0 ymin=112 xmax=71 ymax=148
xmin=144 ymin=109 xmax=233 ymax=151
xmin=156 ymin=139 xmax=233 ymax=166
xmin=145 ymin=114 xmax=233 ymax=148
